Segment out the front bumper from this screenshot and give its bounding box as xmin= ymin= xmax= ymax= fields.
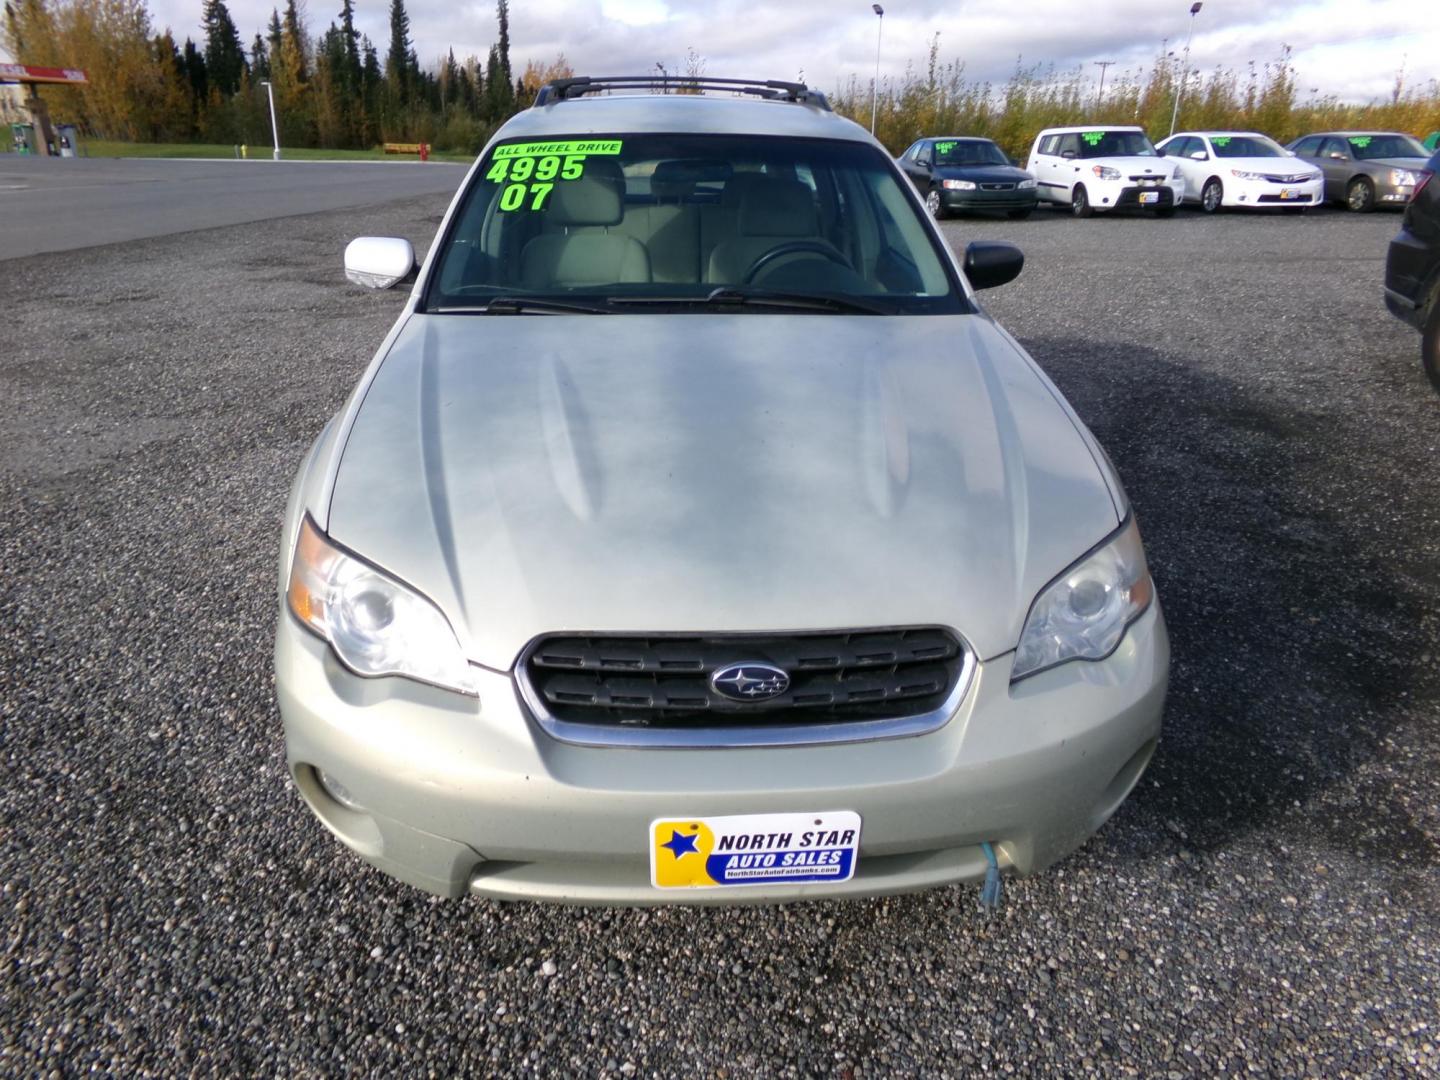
xmin=1378 ymin=181 xmax=1417 ymax=206
xmin=941 ymin=187 xmax=1040 ymax=212
xmin=276 ymin=606 xmax=1169 ymax=905
xmin=1222 ymin=176 xmax=1324 ymax=208
xmin=1086 ymin=178 xmax=1184 ymax=212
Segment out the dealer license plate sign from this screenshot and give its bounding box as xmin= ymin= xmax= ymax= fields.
xmin=650 ymin=811 xmax=862 ymax=889
xmin=1139 ymin=191 xmax=1160 ymax=205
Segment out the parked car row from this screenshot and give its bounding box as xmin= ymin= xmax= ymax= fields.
xmin=899 ymin=127 xmax=1432 ymax=219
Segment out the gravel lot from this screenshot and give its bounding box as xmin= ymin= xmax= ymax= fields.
xmin=1 ymin=195 xmax=1436 ymax=1077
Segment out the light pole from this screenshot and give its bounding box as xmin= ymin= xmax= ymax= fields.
xmin=870 ymin=4 xmax=883 ymax=135
xmin=1168 ymin=2 xmax=1202 ymax=137
xmin=260 ymin=79 xmax=281 ymax=161
xmin=1093 ymin=60 xmax=1116 ymax=109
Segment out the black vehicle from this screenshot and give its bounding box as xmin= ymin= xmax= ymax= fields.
xmin=1384 ymin=147 xmax=1440 ymax=390
xmin=898 ymin=137 xmax=1039 ymax=220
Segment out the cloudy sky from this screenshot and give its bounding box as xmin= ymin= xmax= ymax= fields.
xmin=19 ymin=0 xmax=1440 ymax=102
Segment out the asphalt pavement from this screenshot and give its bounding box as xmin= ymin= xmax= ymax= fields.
xmin=0 ymin=157 xmax=468 ymax=260
xmin=0 ymin=193 xmax=1436 ymax=1076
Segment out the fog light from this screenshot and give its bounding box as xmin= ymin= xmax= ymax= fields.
xmin=317 ymin=768 xmax=365 ymax=811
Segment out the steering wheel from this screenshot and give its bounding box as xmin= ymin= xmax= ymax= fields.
xmin=742 ymin=241 xmax=852 ymax=284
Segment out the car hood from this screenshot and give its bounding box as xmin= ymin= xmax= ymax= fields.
xmin=1362 ymin=157 xmax=1430 ymax=170
xmin=327 ymin=313 xmax=1119 ymax=670
xmin=1212 ymin=157 xmax=1319 ymax=175
xmin=934 ymin=165 xmax=1032 ymax=184
xmin=1085 ymin=156 xmax=1172 ymax=175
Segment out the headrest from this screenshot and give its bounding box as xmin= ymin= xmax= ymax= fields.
xmin=738 ymin=178 xmax=819 ymax=237
xmin=548 ymin=157 xmax=625 ymax=226
xmin=651 ymin=158 xmax=731 ymax=200
xmin=721 ymin=171 xmax=770 ymax=207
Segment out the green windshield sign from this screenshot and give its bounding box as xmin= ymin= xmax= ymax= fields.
xmin=485 ymin=139 xmax=626 ymax=212
xmin=935 ymin=141 xmax=957 ymax=155
xmin=1349 ymin=136 xmax=1372 ymax=149
xmin=1212 ymin=136 xmax=1231 ymax=147
xmin=1081 ymin=131 xmax=1105 ymax=146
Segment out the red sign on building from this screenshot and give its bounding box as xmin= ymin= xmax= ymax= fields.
xmin=0 ymin=64 xmax=89 ymax=85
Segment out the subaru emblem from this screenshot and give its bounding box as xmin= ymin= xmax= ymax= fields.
xmin=710 ymin=662 xmax=790 ymax=702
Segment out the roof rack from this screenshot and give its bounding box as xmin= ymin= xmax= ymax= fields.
xmin=534 ymin=76 xmax=830 ymax=111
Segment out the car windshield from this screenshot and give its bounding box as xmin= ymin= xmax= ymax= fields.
xmin=425 ymin=133 xmax=964 ymax=315
xmin=1209 ymin=135 xmax=1284 ymax=158
xmin=1346 ymin=134 xmax=1427 ymax=160
xmin=1077 ymin=130 xmax=1157 ymax=158
xmin=934 ymin=140 xmax=1007 ymax=166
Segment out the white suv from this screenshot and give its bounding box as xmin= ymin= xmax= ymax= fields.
xmin=1028 ymin=126 xmax=1184 ymax=217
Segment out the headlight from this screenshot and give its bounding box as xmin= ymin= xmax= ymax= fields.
xmin=1091 ymin=166 xmax=1121 ymax=180
xmin=1229 ymin=169 xmax=1266 ymax=181
xmin=1011 ymin=517 xmax=1154 ymax=682
xmin=1390 ymin=169 xmax=1420 ymax=188
xmin=287 ymin=516 xmax=476 ymax=695
xmin=1017 ymin=177 xmax=1037 ymax=189
xmin=942 ymin=179 xmax=977 ymax=191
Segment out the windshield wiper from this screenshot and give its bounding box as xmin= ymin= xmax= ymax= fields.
xmin=430 ymin=296 xmax=611 ymax=315
xmin=611 ymin=286 xmax=890 ymax=315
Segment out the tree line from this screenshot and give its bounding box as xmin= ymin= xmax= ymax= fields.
xmin=833 ymin=36 xmax=1440 ymax=159
xmin=5 ymin=7 xmax=1437 ymax=159
xmin=1 ymin=0 xmax=572 ymax=152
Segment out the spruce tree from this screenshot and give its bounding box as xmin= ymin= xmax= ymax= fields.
xmin=250 ymin=32 xmax=269 ymax=80
xmin=386 ymin=0 xmax=412 ymax=105
xmin=202 ymin=0 xmax=246 ymax=96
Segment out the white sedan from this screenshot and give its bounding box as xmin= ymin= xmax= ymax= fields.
xmin=1158 ymin=131 xmax=1324 ymax=213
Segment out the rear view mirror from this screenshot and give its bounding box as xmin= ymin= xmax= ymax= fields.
xmin=963 ymin=241 xmax=1024 ymax=291
xmin=344 ymin=236 xmax=416 ymax=289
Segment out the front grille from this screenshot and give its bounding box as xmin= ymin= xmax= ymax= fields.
xmin=980 ymin=182 xmax=1016 ymax=191
xmin=520 ymin=628 xmax=968 ymax=742
xmin=1257 ymin=193 xmax=1314 ymax=204
xmin=1262 ymin=173 xmax=1312 ymax=184
xmin=1130 ymin=175 xmax=1163 ymax=185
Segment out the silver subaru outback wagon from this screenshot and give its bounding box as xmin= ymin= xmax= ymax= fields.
xmin=275 ymin=76 xmax=1169 ymax=905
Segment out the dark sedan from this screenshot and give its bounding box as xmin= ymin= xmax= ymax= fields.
xmin=899 ymin=137 xmax=1039 ymax=219
xmin=1384 ymin=147 xmax=1440 ymax=390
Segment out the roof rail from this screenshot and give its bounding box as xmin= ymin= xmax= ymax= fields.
xmin=534 ymin=76 xmax=830 ymax=111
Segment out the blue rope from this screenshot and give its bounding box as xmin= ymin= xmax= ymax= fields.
xmin=979 ymin=841 xmax=1003 ymax=910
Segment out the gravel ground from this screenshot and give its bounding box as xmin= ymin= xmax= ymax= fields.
xmin=1 ymin=196 xmax=1436 ymax=1077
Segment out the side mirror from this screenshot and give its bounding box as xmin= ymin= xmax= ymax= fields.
xmin=1010 ymin=157 xmax=1021 ymax=167
xmin=344 ymin=236 xmax=416 ymax=289
xmin=1328 ymin=151 xmax=1348 ymax=161
xmin=963 ymin=241 xmax=1023 ymax=291
xmin=1190 ymin=150 xmax=1209 ymax=161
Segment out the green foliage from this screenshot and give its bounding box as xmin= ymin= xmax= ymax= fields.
xmin=5 ymin=0 xmax=526 ymax=151
xmin=831 ymin=40 xmax=1440 ymax=157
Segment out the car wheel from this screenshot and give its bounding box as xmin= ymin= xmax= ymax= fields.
xmin=925 ymin=187 xmax=947 ymax=220
xmin=1346 ymin=177 xmax=1376 ymax=213
xmin=1071 ymin=185 xmax=1093 ymax=218
xmin=1201 ymin=178 xmax=1224 ymax=213
xmin=1423 ymin=300 xmax=1440 ymax=394
xmin=1006 ymin=208 xmax=1033 ymax=220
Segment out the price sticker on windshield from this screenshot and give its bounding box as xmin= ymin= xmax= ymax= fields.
xmin=486 ymin=139 xmax=624 ymax=212
xmin=1349 ymin=136 xmax=1372 ymax=149
xmin=1212 ymin=136 xmax=1231 ymax=147
xmin=1081 ymin=131 xmax=1106 ymax=146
